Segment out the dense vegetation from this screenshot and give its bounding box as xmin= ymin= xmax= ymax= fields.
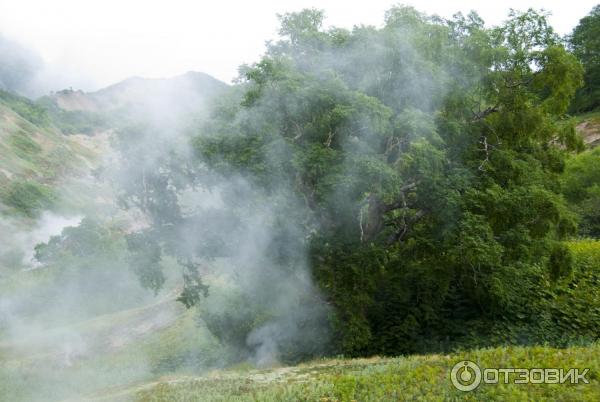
xmin=563 ymin=147 xmax=600 ymax=237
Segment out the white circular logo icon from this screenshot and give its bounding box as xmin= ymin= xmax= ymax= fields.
xmin=451 ymin=360 xmax=482 ymax=391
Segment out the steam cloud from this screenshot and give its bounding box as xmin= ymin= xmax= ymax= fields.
xmin=0 ymin=52 xmax=330 ymax=399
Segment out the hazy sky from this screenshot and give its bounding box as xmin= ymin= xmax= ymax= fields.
xmin=0 ymin=0 xmax=597 ymax=91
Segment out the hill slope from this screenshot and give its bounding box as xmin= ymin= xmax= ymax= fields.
xmin=0 ymin=90 xmax=105 ymax=219
xmin=0 ymin=72 xmax=231 ymax=402
xmin=85 ymin=343 xmax=600 ymax=401
xmin=0 ymin=71 xmax=228 ymax=220
xmin=577 ymin=111 xmax=600 ymax=148
xmin=50 ymin=71 xmax=227 ymax=128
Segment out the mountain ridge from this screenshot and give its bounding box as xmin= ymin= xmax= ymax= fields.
xmin=51 ymin=71 xmax=228 ymax=113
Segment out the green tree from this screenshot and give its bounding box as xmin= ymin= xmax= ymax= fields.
xmin=193 ymin=8 xmax=584 ymax=354
xmin=112 ymin=7 xmax=588 ymax=356
xmin=569 ymin=4 xmax=600 ymax=112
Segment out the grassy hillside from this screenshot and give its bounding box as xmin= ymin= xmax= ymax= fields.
xmin=0 ymin=72 xmax=235 ymax=402
xmin=0 ymin=90 xmax=98 ymax=178
xmin=0 ymin=71 xmax=228 ymax=219
xmin=85 ymin=343 xmax=598 ymax=401
xmin=0 ymin=89 xmax=105 ymax=218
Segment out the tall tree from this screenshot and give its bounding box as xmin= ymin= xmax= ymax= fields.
xmin=195 ymin=8 xmax=583 ymax=354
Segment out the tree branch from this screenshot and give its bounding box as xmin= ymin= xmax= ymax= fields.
xmin=470 ymin=104 xmax=499 ymax=122
xmin=386 ymin=209 xmax=427 ymax=244
xmin=382 ymin=181 xmax=419 ymax=213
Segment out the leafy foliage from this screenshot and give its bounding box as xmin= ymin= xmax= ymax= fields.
xmin=569 ymin=5 xmax=600 ymax=112
xmin=562 ymin=147 xmax=600 ymax=237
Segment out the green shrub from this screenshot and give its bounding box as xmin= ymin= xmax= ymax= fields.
xmin=542 ymin=241 xmax=600 ymax=342
xmin=9 ymin=131 xmax=42 ymax=161
xmin=549 ymin=243 xmax=574 ymax=280
xmin=1 ymin=180 xmax=56 ymax=217
xmin=562 ymin=148 xmax=600 ymax=237
xmin=568 ymin=238 xmax=600 ymax=266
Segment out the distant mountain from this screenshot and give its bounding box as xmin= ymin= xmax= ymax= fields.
xmin=53 ymin=71 xmax=226 ymax=114
xmin=92 ymin=71 xmax=227 ymax=107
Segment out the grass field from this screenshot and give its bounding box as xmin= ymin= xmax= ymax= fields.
xmin=121 ymin=343 xmax=599 ymax=401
